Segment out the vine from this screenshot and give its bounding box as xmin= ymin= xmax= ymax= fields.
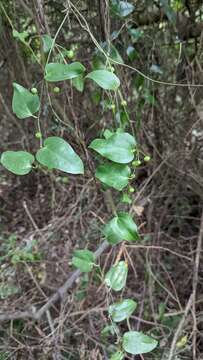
xmin=0 ymin=3 xmax=159 ymax=359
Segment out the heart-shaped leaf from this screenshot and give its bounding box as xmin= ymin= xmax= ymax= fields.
xmin=89 ymin=132 xmax=136 ymax=163
xmin=45 ymin=62 xmax=85 ymax=82
xmin=86 ymin=70 xmax=120 ymax=90
xmin=108 ymin=299 xmax=137 ymax=322
xmin=105 ymin=261 xmax=128 ymax=291
xmin=1 ymin=151 xmax=34 ymax=175
xmin=96 ymin=163 xmax=131 ymax=191
xmin=122 ymin=331 xmax=158 ymax=355
xmin=12 ymin=83 xmax=40 ymax=119
xmin=103 ymin=212 xmax=139 ymax=244
xmin=36 ymin=137 xmax=84 ymax=174
xmin=72 ymin=249 xmax=95 ymax=273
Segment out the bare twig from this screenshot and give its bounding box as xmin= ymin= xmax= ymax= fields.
xmin=0 ymin=241 xmax=109 ymax=322
xmin=192 ymin=212 xmax=203 ymax=359
xmin=168 ymin=211 xmax=203 ymax=360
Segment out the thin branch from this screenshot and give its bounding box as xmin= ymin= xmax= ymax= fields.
xmin=168 ymin=211 xmax=203 ymax=360
xmin=0 ymin=241 xmax=109 ymax=322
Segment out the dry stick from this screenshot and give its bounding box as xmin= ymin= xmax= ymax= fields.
xmin=168 ymin=211 xmax=203 ymax=360
xmin=192 ymin=212 xmax=203 ymax=359
xmin=0 ymin=240 xmax=109 ymax=322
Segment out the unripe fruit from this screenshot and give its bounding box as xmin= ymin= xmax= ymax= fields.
xmin=110 ymin=104 xmax=116 ymax=111
xmin=132 ymin=160 xmax=141 ymax=167
xmin=144 ymin=155 xmax=151 ymax=162
xmin=53 ymin=86 xmax=60 ymax=93
xmin=35 ymin=132 xmax=42 ymax=139
xmin=31 ymin=87 xmax=38 ymax=94
xmin=121 ymin=100 xmax=127 ymax=107
xmin=107 ymin=66 xmax=115 ymax=72
xmin=129 ymin=186 xmax=135 ymax=193
xmin=67 ymin=50 xmax=74 ymax=59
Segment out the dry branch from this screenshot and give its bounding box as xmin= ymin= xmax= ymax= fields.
xmin=0 ymin=241 xmax=109 ymax=322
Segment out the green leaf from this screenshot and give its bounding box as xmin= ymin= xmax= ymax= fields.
xmin=103 ymin=212 xmax=139 ymax=245
xmin=96 ymin=42 xmax=124 ymax=64
xmin=89 ymin=132 xmax=136 ymax=163
xmin=0 ymin=151 xmax=34 ymax=175
xmin=86 ymin=70 xmax=120 ymax=90
xmin=72 ymin=249 xmax=95 ymax=273
xmin=115 ymin=111 xmax=130 ymax=128
xmin=42 ymin=34 xmax=54 ymax=53
xmin=122 ymin=331 xmax=158 ymax=355
xmin=109 ymin=299 xmax=137 ymax=322
xmin=128 ymin=28 xmax=144 ymax=42
xmin=103 ymin=129 xmax=114 ymax=139
xmin=96 ymin=162 xmax=130 ymax=191
xmin=12 ymin=83 xmax=40 ymax=119
xmin=111 ymin=0 xmax=135 ymax=17
xmin=36 ymin=137 xmax=84 ymax=174
xmin=110 ymin=351 xmax=124 ymax=360
xmin=101 ymin=323 xmax=120 ymax=338
xmin=107 ymin=44 xmax=123 ymax=64
xmin=121 ymin=193 xmax=132 ymax=204
xmin=105 ymin=261 xmax=128 ymax=291
xmin=45 ymin=62 xmax=85 ymax=82
xmin=72 ymin=75 xmax=85 ymax=92
xmin=126 ymin=46 xmax=139 ymax=61
xmin=13 ymin=29 xmax=29 ymax=43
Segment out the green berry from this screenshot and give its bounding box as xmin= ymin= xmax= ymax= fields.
xmin=144 ymin=155 xmax=151 ymax=162
xmin=129 ymin=186 xmax=135 ymax=193
xmin=107 ymin=65 xmax=115 ymax=72
xmin=35 ymin=132 xmax=42 ymax=139
xmin=53 ymin=86 xmax=60 ymax=93
xmin=121 ymin=100 xmax=127 ymax=107
xmin=31 ymin=87 xmax=38 ymax=94
xmin=110 ymin=104 xmax=116 ymax=111
xmin=132 ymin=160 xmax=141 ymax=167
xmin=67 ymin=50 xmax=74 ymax=59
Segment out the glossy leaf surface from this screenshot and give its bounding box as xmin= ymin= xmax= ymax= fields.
xmin=122 ymin=331 xmax=158 ymax=355
xmin=72 ymin=249 xmax=95 ymax=273
xmin=12 ymin=83 xmax=40 ymax=119
xmin=45 ymin=62 xmax=85 ymax=82
xmin=1 ymin=151 xmax=34 ymax=175
xmin=86 ymin=70 xmax=120 ymax=90
xmin=103 ymin=212 xmax=139 ymax=244
xmin=89 ymin=132 xmax=136 ymax=163
xmin=36 ymin=137 xmax=84 ymax=174
xmin=108 ymin=299 xmax=137 ymax=322
xmin=105 ymin=261 xmax=128 ymax=291
xmin=96 ymin=163 xmax=131 ymax=191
